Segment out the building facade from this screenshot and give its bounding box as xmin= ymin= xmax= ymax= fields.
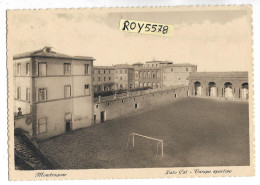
xmin=162 ymin=63 xmax=197 ymax=87
xmin=93 ymin=66 xmax=115 ymax=92
xmin=114 ymin=64 xmax=135 ymax=90
xmin=13 ymin=47 xmax=95 ymax=140
xmin=133 ymin=61 xmax=197 ymax=89
xmin=189 ymin=72 xmax=249 ymax=100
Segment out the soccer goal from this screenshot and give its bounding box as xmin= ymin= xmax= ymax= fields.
xmin=126 ymin=133 xmax=163 ymax=159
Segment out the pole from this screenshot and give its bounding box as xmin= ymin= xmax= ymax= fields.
xmin=133 ymin=134 xmax=134 ymax=147
xmin=161 ymin=141 xmax=163 ymax=156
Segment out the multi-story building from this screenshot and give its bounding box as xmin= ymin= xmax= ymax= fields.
xmin=114 ymin=64 xmax=135 ymax=90
xmin=162 ymin=63 xmax=197 ymax=87
xmin=134 ymin=66 xmax=163 ymax=88
xmin=13 ymin=47 xmax=95 ymax=140
xmin=93 ymin=66 xmax=115 ymax=92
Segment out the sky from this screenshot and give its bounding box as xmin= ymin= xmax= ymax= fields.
xmin=7 ymin=6 xmax=253 ymax=72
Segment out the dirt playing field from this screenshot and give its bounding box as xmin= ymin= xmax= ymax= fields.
xmin=39 ymin=97 xmax=250 ymax=169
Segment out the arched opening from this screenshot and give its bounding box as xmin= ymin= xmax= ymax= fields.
xmin=241 ymin=83 xmax=249 ymax=99
xmin=224 ymin=82 xmax=233 ymax=99
xmin=194 ymin=81 xmax=202 ymax=96
xmin=208 ymin=82 xmax=217 ymax=97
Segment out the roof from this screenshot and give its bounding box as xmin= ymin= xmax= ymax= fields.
xmin=145 ymin=61 xmax=173 ymax=64
xmin=94 ymin=66 xmax=115 ymax=69
xmin=113 ymin=64 xmax=134 ymax=69
xmin=163 ymin=63 xmax=197 ymax=67
xmin=14 ymin=128 xmax=54 ymax=170
xmin=132 ymin=62 xmax=144 ymax=65
xmin=189 ymin=71 xmax=248 ymax=78
xmin=13 ymin=47 xmax=95 ymax=61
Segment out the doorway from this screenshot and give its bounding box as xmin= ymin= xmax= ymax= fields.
xmin=100 ymin=111 xmax=106 ymax=123
xmin=65 ymin=120 xmax=71 ymax=133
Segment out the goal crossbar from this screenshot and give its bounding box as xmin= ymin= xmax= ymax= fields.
xmin=126 ymin=133 xmax=164 ymax=158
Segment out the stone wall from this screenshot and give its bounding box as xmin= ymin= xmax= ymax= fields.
xmin=93 ymin=86 xmax=189 ymax=124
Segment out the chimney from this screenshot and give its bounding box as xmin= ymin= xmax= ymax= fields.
xmin=44 ymin=47 xmax=52 ymax=53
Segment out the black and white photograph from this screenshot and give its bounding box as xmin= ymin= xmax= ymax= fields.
xmin=7 ymin=5 xmax=254 ymax=180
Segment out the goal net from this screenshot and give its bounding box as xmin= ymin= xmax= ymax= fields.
xmin=126 ymin=133 xmax=163 ymax=159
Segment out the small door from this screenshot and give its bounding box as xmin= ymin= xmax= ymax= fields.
xmin=66 ymin=120 xmax=71 ymax=132
xmin=94 ymin=115 xmax=96 ymax=123
xmin=100 ymin=111 xmax=105 ymax=123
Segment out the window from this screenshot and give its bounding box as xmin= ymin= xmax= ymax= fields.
xmin=120 ymin=76 xmax=122 ymax=80
xmin=186 ymin=67 xmax=189 ymax=72
xmin=98 ymin=77 xmax=101 ymax=81
xmin=135 ymin=103 xmax=139 ymax=109
xmin=26 ymin=88 xmax=30 ymax=102
xmin=64 ymin=63 xmax=71 ymax=75
xmin=38 ymin=88 xmax=47 ymax=102
xmin=38 ymin=117 xmax=47 ymax=134
xmin=17 ymin=63 xmax=21 ymax=76
xmin=93 ymin=77 xmax=95 ymax=82
xmin=104 ymin=70 xmax=106 ymax=74
xmin=85 ymin=64 xmax=89 ymax=74
xmin=98 ymin=70 xmax=100 ymax=74
xmin=64 ymin=85 xmax=71 ymax=98
xmin=125 ymin=70 xmax=127 ymax=73
xmin=17 ymin=87 xmax=21 ymax=100
xmin=109 ymin=70 xmax=110 ymax=74
xmin=109 ymin=77 xmax=111 ymax=81
xmin=26 ymin=63 xmax=30 ymax=76
xmin=38 ymin=63 xmax=47 ymax=76
xmin=171 ymin=68 xmax=173 ymax=72
xmin=104 ymin=77 xmax=106 ymax=81
xmin=178 ymin=78 xmax=181 ymax=80
xmin=84 ymin=84 xmax=90 ymax=95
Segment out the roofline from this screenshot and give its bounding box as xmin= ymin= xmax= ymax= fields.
xmin=13 ymin=55 xmax=95 ymax=61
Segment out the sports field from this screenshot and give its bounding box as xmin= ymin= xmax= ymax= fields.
xmin=39 ymin=97 xmax=250 ymax=169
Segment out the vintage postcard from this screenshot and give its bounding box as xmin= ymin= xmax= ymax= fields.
xmin=7 ymin=5 xmax=254 ymax=180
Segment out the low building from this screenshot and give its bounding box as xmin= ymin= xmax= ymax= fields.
xmin=189 ymin=72 xmax=249 ymax=100
xmin=162 ymin=63 xmax=197 ymax=87
xmin=93 ymin=66 xmax=115 ymax=92
xmin=13 ymin=47 xmax=95 ymax=140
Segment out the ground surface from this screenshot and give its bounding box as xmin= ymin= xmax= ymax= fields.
xmin=39 ymin=97 xmax=250 ymax=169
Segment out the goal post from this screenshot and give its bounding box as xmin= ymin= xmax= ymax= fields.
xmin=126 ymin=133 xmax=163 ymax=158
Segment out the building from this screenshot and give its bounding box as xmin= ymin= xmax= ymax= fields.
xmin=93 ymin=66 xmax=115 ymax=92
xmin=133 ymin=61 xmax=196 ymax=89
xmin=162 ymin=63 xmax=197 ymax=87
xmin=133 ymin=61 xmax=171 ymax=89
xmin=13 ymin=47 xmax=95 ymax=140
xmin=144 ymin=61 xmax=173 ymax=68
xmin=134 ymin=66 xmax=163 ymax=88
xmin=189 ymin=72 xmax=249 ymax=100
xmin=114 ymin=64 xmax=135 ymax=90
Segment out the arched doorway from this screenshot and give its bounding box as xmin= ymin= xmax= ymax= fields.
xmin=224 ymin=82 xmax=233 ymax=98
xmin=208 ymin=82 xmax=217 ymax=97
xmin=194 ymin=81 xmax=202 ymax=96
xmin=241 ymin=83 xmax=249 ymax=99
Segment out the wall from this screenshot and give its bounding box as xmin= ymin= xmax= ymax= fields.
xmin=163 ymin=66 xmax=197 ymax=87
xmin=32 ymin=57 xmax=94 ymax=140
xmin=14 ymin=114 xmax=33 ymax=136
xmin=188 ymin=72 xmax=249 ymax=100
xmin=13 ymin=58 xmax=32 ymax=114
xmin=94 ymin=86 xmax=189 ymax=124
